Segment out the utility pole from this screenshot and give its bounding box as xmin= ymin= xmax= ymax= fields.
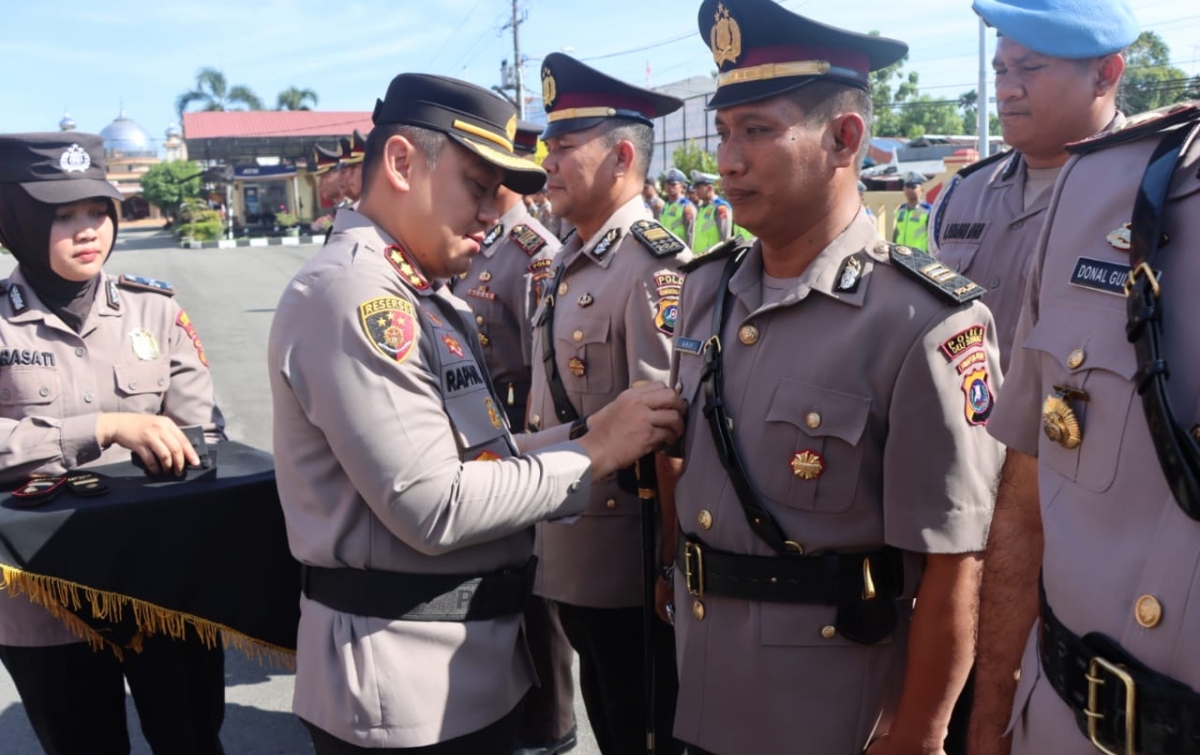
xmin=502 ymin=0 xmax=527 ymax=119
xmin=977 ymin=17 xmax=989 ymax=158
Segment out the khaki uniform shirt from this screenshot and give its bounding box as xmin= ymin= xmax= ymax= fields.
xmin=669 ymin=211 xmax=1004 ymax=754
xmin=0 ymin=269 xmax=224 ymax=646
xmin=268 ymin=208 xmax=593 ymax=748
xmin=989 ymin=120 xmax=1200 ymax=754
xmin=529 ymin=194 xmax=691 ymax=608
xmin=458 ymin=202 xmax=560 ymax=416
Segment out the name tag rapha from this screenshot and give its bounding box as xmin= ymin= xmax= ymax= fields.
xmin=1069 ymin=257 xmax=1146 ymax=296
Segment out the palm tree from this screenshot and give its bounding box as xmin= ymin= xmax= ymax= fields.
xmin=176 ymin=68 xmax=264 ymax=117
xmin=276 ymin=87 xmax=319 ymax=111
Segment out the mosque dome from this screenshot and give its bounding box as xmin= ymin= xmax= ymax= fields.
xmin=59 ymin=112 xmax=76 ymax=132
xmin=165 ymin=122 xmax=182 ymax=140
xmin=100 ymin=109 xmax=155 ymax=157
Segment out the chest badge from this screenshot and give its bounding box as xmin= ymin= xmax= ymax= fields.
xmin=484 ymin=398 xmax=504 ymax=429
xmin=577 ymin=293 xmax=594 ymax=308
xmin=1042 ymin=387 xmax=1087 ymax=449
xmin=568 ymin=356 xmax=587 ymax=377
xmin=790 ymin=450 xmax=824 ymax=481
xmin=130 ymin=329 xmax=160 ymax=361
xmin=442 ymin=334 xmax=465 ymax=358
xmin=479 ymin=271 xmax=493 ymax=283
xmin=1106 ymin=223 xmax=1132 ymax=252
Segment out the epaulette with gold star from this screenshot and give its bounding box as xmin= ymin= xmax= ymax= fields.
xmin=385 ymin=244 xmax=430 ymax=290
xmin=117 ymin=275 xmax=175 ymax=296
xmin=888 ymin=244 xmax=984 ymax=305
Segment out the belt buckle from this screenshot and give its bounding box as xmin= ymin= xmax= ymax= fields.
xmin=1085 ymin=655 xmax=1137 ymax=755
xmin=683 ymin=542 xmax=705 ymax=597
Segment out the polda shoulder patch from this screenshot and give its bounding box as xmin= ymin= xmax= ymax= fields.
xmin=888 ymin=244 xmax=985 ymax=305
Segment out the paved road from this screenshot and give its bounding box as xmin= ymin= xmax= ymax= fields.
xmin=0 ymin=229 xmax=600 ymax=754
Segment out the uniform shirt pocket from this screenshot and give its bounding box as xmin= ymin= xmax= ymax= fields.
xmin=0 ymin=367 xmax=62 ymax=417
xmin=556 ymin=316 xmax=613 ymax=395
xmin=113 ymin=358 xmax=170 ymax=412
xmin=1024 ymin=312 xmax=1135 ymax=494
xmin=757 ymin=378 xmax=871 ymax=513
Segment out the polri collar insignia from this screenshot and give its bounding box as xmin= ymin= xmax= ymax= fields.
xmin=577 ymin=293 xmax=594 ymax=308
xmin=591 ymin=227 xmax=621 ymax=258
xmin=386 ymin=244 xmax=431 ymax=290
xmin=483 ymin=224 xmax=505 ymax=248
xmin=59 ymin=144 xmax=91 ymax=173
xmin=106 ymin=279 xmax=121 ymax=310
xmin=834 ymin=254 xmax=864 ymax=293
xmin=8 ymin=284 xmax=27 ymax=314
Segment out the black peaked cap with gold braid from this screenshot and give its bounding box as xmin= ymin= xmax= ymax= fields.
xmin=373 ymin=73 xmax=546 ymax=194
xmin=698 ymin=0 xmax=907 ymax=110
xmin=540 ymin=53 xmax=683 ymax=139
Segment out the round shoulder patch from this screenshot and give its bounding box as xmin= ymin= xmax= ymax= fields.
xmin=360 ymin=297 xmax=418 ymax=364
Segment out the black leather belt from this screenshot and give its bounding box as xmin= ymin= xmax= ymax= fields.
xmin=1039 ymin=588 xmax=1200 ymax=755
xmin=676 ymin=535 xmax=903 ymax=606
xmin=301 ymin=557 xmax=536 ymax=622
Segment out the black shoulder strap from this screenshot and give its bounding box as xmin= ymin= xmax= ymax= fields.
xmin=537 ymin=264 xmax=581 ymax=427
xmin=1125 ymin=116 xmax=1200 ymax=520
xmin=699 ymin=249 xmax=799 ymax=555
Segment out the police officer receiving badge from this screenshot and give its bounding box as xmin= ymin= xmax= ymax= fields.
xmin=129 ymin=328 xmax=160 ymax=361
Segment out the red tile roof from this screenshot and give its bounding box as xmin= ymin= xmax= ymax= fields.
xmin=182 ymin=111 xmax=373 ymax=140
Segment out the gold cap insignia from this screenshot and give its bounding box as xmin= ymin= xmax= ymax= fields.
xmin=1042 ymin=388 xmax=1086 ymax=449
xmin=711 ymin=3 xmax=743 ymax=67
xmin=790 ymin=450 xmax=824 ymax=480
xmin=505 ymin=115 xmax=518 ymax=144
xmin=542 ymin=67 xmax=557 ymax=109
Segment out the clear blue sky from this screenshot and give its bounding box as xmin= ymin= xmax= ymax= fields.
xmin=2 ymin=0 xmax=1197 ymax=148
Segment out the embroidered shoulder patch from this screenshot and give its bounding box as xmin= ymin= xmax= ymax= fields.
xmin=630 ymin=219 xmax=686 ymax=258
xmin=940 ymin=324 xmax=987 ymax=362
xmin=119 ymin=275 xmax=175 ymax=295
xmin=360 ymin=296 xmax=418 ymax=364
xmin=176 ymin=310 xmax=209 ymax=367
xmin=510 ymin=224 xmax=548 ymax=256
xmin=961 ymin=366 xmax=994 ymax=426
xmin=889 ymin=245 xmax=985 ymax=305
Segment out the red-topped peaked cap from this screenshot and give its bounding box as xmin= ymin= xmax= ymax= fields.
xmin=698 ymin=0 xmax=907 ymax=110
xmin=540 ymin=53 xmax=683 ymax=139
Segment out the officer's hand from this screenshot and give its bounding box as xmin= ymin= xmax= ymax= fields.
xmin=96 ymin=413 xmax=200 ymax=476
xmin=577 ymin=382 xmax=685 ymax=478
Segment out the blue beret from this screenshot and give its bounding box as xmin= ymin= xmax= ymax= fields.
xmin=973 ymin=0 xmax=1138 ymax=59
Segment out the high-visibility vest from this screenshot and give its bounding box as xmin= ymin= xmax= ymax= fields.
xmin=660 ymin=198 xmax=693 ymax=242
xmin=893 ymin=203 xmax=931 ymax=251
xmin=693 ymin=198 xmax=732 ymax=253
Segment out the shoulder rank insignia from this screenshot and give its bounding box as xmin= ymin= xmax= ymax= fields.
xmin=888 ymin=244 xmax=984 ymax=305
xmin=482 ymin=223 xmax=505 ymax=248
xmin=1068 ymin=102 xmax=1200 ymax=155
xmin=630 ymin=219 xmax=686 ymax=258
xmin=8 ymin=283 xmax=28 ymax=314
xmin=591 ymin=227 xmax=621 ymax=258
xmin=385 ymin=244 xmax=430 ymax=290
xmin=118 ymin=274 xmax=174 ymax=295
xmin=834 ymin=254 xmax=864 ymax=294
xmin=954 ymin=146 xmax=1012 ymax=181
xmin=679 ymin=238 xmax=742 ymax=273
xmin=510 ymin=224 xmax=548 ymax=256
xmin=106 ymin=279 xmax=120 ymax=310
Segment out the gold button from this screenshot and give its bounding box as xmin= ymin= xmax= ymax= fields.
xmin=674 ymin=381 xmax=683 ymax=393
xmin=738 ymin=324 xmax=759 ymax=345
xmin=692 ymin=599 xmax=706 ymax=621
xmin=475 ymin=315 xmax=484 ymax=326
xmin=558 ymin=282 xmax=569 ymax=296
xmin=805 ymin=412 xmax=822 ymax=429
xmin=606 ymin=498 xmax=617 ymax=510
xmin=530 ymin=414 xmax=541 ymax=429
xmin=1067 ymin=348 xmax=1086 ymax=370
xmin=1135 ymin=594 xmax=1163 ymax=628
xmin=820 ymin=625 xmax=837 ymax=639
xmin=1013 ymin=668 xmax=1022 ymax=682
xmin=698 ymin=510 xmax=713 ymax=530
xmin=573 ymin=330 xmax=584 ymax=343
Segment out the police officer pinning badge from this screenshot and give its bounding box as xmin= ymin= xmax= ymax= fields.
xmin=834 ymin=254 xmax=864 ymax=294
xmin=485 ymin=397 xmax=503 ymax=429
xmin=482 ymin=224 xmax=505 ymax=248
xmin=1042 ymin=386 xmax=1087 ymax=449
xmin=8 ymin=283 xmax=27 ymax=314
xmin=961 ymin=367 xmax=993 ymax=425
xmin=790 ymin=450 xmax=824 ymax=480
xmin=442 ymin=334 xmax=465 ymax=358
xmin=631 ymin=220 xmax=686 ymax=258
xmin=359 ymin=297 xmax=418 ymax=365
xmin=710 ymin=2 xmax=742 ymax=66
xmin=592 ymin=227 xmax=621 ymax=258
xmin=59 ymin=144 xmax=91 ymax=173
xmin=129 ymin=329 xmax=160 ymax=361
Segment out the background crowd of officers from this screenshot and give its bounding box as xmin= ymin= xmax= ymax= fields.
xmin=2 ymin=0 xmax=1199 ymax=753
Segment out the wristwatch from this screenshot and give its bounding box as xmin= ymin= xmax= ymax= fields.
xmin=568 ymin=416 xmax=589 ymax=440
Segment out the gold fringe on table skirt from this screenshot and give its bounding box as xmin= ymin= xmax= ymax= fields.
xmin=0 ymin=563 xmax=294 ymax=670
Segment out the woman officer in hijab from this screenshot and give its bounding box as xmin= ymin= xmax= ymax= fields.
xmin=0 ymin=133 xmax=227 ymax=754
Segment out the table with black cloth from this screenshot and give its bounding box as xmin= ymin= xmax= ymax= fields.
xmin=0 ymin=441 xmax=300 ymax=663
